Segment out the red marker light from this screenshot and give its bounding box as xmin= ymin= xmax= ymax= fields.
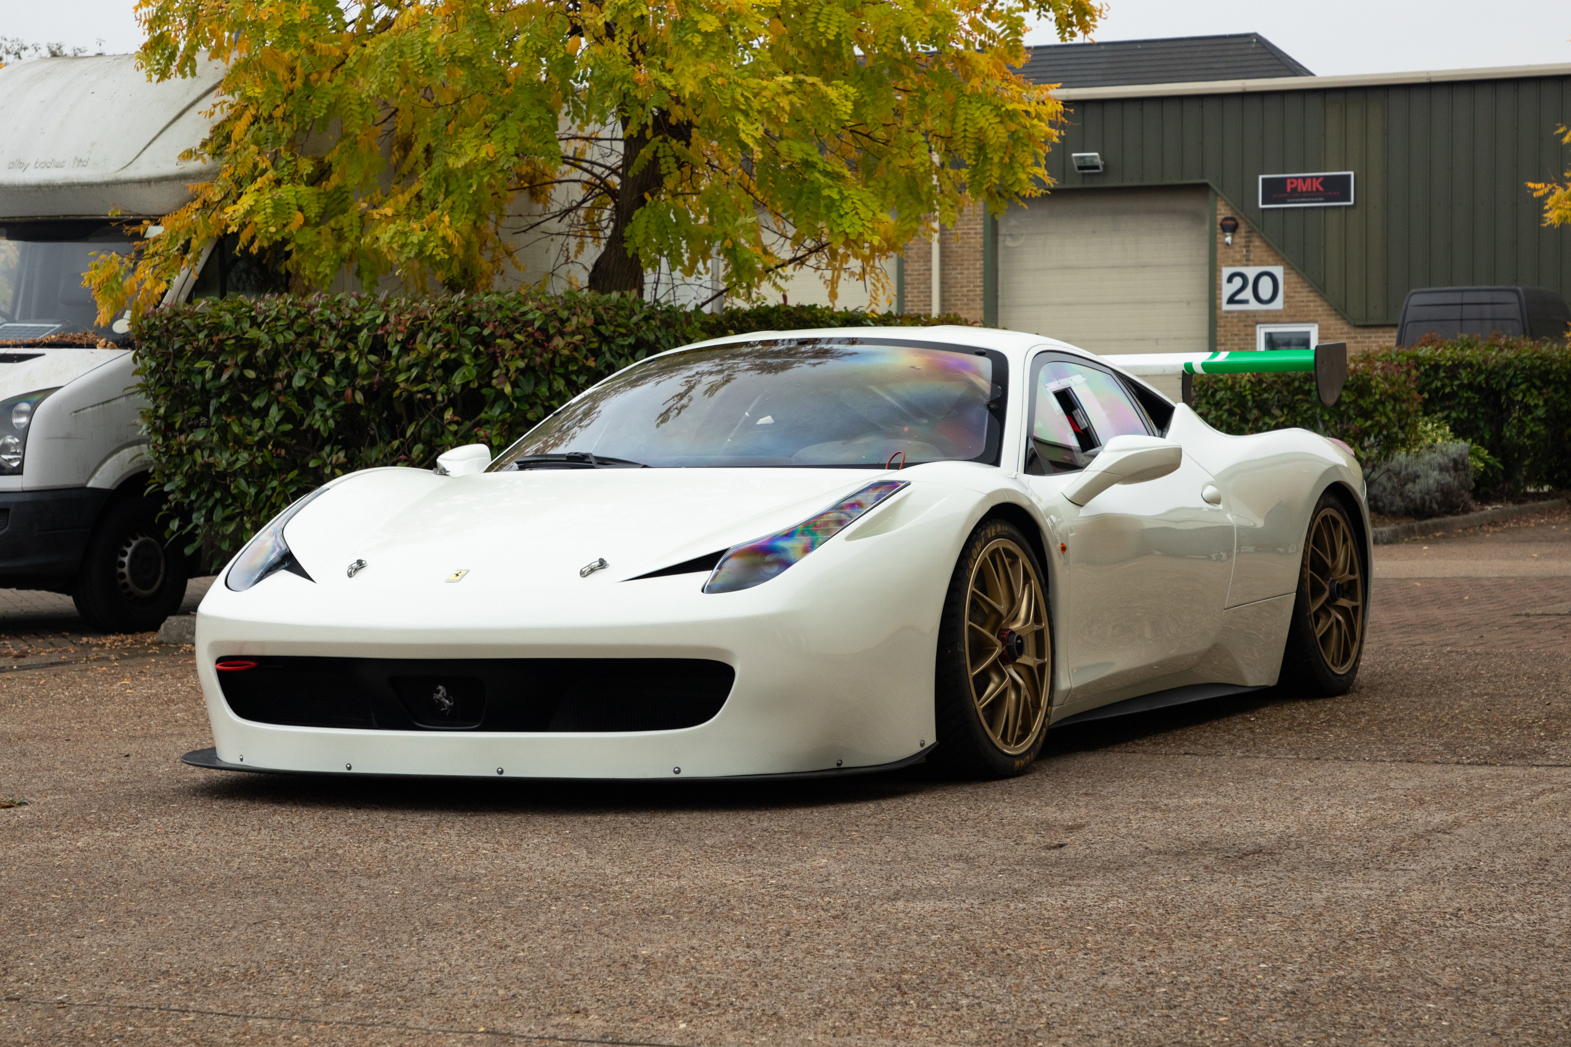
xmin=215 ymin=659 xmax=259 ymax=671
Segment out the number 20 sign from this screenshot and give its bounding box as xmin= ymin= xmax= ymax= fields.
xmin=1221 ymin=266 xmax=1284 ymax=311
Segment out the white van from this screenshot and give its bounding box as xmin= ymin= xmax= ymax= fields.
xmin=0 ymin=55 xmax=272 ymax=631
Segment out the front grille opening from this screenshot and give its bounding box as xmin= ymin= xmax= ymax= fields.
xmin=391 ymin=675 xmax=485 ymax=729
xmin=216 ymin=657 xmax=735 ymax=733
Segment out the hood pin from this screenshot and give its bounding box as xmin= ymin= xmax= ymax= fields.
xmin=347 ymin=558 xmax=367 ymax=578
xmin=579 ymin=557 xmax=608 ymax=578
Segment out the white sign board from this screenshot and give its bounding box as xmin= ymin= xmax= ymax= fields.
xmin=1221 ymin=266 xmax=1284 ymax=311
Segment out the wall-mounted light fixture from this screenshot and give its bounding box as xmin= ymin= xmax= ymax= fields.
xmin=1220 ymin=215 xmax=1239 ymax=246
xmin=1072 ymin=152 xmax=1103 ymax=174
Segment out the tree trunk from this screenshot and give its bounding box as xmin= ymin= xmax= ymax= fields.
xmin=587 ymin=113 xmax=689 ymax=297
xmin=588 ymin=125 xmax=654 ymax=296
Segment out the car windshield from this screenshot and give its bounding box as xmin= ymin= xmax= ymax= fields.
xmin=0 ymin=221 xmax=136 ymax=343
xmin=491 ymin=339 xmax=1004 ymax=469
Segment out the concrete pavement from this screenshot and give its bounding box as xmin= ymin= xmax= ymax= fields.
xmin=1 ymin=509 xmax=1568 ymax=1046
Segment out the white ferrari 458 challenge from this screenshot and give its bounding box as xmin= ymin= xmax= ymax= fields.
xmin=183 ymin=326 xmax=1369 ymax=781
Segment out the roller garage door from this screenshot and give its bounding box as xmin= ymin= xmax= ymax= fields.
xmin=998 ymin=186 xmax=1210 ymax=398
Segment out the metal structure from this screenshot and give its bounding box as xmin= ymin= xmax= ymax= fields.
xmin=1026 ymin=65 xmax=1571 ymax=328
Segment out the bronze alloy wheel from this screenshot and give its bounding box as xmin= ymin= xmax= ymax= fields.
xmin=1305 ymin=504 xmax=1365 ymax=675
xmin=963 ymin=537 xmax=1051 ymax=755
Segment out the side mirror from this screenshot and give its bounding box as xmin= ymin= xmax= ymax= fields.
xmin=434 ymin=443 xmax=492 ymax=477
xmin=1062 ymin=435 xmax=1182 ymax=506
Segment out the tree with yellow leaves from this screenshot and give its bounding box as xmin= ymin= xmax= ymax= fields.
xmin=1530 ymin=126 xmax=1571 ymax=228
xmin=92 ymin=0 xmax=1100 ymax=318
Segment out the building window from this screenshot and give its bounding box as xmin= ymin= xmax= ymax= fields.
xmin=1256 ymin=322 xmax=1318 ymax=352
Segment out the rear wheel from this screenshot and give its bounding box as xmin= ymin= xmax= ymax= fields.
xmin=72 ymin=495 xmax=189 ymax=634
xmin=933 ymin=520 xmax=1052 ymax=778
xmin=1279 ymin=491 xmax=1367 ymax=696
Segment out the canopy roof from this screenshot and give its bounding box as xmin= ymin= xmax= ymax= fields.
xmin=0 ymin=54 xmax=221 ymax=219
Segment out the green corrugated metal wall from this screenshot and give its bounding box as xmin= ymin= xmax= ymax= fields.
xmin=1040 ymin=75 xmax=1571 ymax=325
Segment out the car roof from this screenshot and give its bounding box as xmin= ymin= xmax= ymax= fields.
xmin=678 ymin=325 xmax=1098 ymax=364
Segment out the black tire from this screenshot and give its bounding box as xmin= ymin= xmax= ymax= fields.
xmin=1278 ymin=490 xmax=1367 ymax=697
xmin=932 ymin=519 xmax=1053 ymax=778
xmin=72 ymin=495 xmax=190 ymax=634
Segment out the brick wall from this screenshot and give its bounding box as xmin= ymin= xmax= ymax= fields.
xmin=1215 ymin=198 xmax=1397 ymax=354
xmin=899 ymin=203 xmax=986 ymax=322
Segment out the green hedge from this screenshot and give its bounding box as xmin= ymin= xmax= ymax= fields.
xmin=133 ymin=292 xmax=976 ymax=557
xmin=1191 ymin=356 xmax=1425 ymax=464
xmin=1388 ymin=337 xmax=1571 ymax=495
xmin=1194 ymin=337 xmax=1571 ymax=498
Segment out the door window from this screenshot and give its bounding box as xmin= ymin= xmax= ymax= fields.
xmin=190 ymin=233 xmax=290 ymax=299
xmin=1026 ymin=357 xmax=1151 ymax=474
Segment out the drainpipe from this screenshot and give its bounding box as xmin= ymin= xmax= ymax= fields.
xmin=930 ymin=228 xmax=942 ymax=317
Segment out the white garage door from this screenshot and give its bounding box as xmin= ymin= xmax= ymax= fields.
xmin=998 ymin=186 xmax=1210 ymax=398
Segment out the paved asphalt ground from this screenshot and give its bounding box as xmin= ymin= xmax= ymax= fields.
xmin=2 ymin=509 xmax=1569 ymax=1046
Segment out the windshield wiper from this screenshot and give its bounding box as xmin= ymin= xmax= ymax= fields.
xmin=505 ymin=452 xmax=648 ymax=470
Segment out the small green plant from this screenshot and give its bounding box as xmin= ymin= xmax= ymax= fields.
xmin=1401 ymin=415 xmax=1499 ymax=481
xmin=1367 ymin=442 xmax=1475 ymax=519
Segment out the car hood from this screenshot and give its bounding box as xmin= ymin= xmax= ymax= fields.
xmin=280 ymin=465 xmax=898 ymax=596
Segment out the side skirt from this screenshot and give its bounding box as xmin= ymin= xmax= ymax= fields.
xmin=1050 ymin=683 xmax=1265 ymax=729
xmin=179 ymin=745 xmax=934 ymax=783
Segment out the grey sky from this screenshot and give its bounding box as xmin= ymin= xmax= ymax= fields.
xmin=1031 ymin=0 xmax=1571 ymax=76
xmin=4 ymin=0 xmax=1568 ymax=78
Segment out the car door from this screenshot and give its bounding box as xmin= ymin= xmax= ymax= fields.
xmin=1019 ymin=352 xmax=1235 ymax=709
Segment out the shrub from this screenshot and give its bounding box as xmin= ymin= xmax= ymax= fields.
xmin=1403 ymin=414 xmax=1498 ymax=481
xmin=1366 ymin=442 xmax=1474 ymax=518
xmin=132 ymin=291 xmax=976 ymax=557
xmin=1190 ymin=356 xmax=1424 ymax=464
xmin=1195 ymin=337 xmax=1571 ymax=501
xmin=1387 ymin=336 xmax=1571 ymax=497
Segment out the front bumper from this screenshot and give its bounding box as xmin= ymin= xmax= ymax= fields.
xmin=192 ymin=521 xmax=957 ymax=779
xmin=0 ymin=486 xmax=113 ymax=589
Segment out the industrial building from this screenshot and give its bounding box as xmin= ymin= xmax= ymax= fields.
xmin=901 ymin=34 xmax=1571 ymax=372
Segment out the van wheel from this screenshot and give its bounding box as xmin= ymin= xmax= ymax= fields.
xmin=72 ymin=496 xmax=189 ymax=634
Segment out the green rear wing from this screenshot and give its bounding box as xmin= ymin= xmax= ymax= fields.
xmin=1103 ymin=342 xmax=1347 ymax=406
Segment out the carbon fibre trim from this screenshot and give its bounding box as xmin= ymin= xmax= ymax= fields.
xmin=1051 ymin=683 xmax=1264 ymax=728
xmin=179 ymin=746 xmax=933 ymax=782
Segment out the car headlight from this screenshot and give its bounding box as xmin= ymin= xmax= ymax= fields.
xmin=703 ymin=480 xmax=908 ymax=594
xmin=225 ymin=486 xmax=330 ymax=591
xmin=0 ymin=389 xmax=58 ymax=475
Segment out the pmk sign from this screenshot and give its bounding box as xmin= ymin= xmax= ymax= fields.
xmin=1258 ymin=171 xmax=1354 ymax=208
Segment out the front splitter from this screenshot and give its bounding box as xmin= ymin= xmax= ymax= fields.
xmin=180 ymin=745 xmax=933 ymax=782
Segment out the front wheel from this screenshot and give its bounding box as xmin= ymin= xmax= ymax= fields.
xmin=933 ymin=519 xmax=1053 ymax=778
xmin=1279 ymin=491 xmax=1367 ymax=696
xmin=72 ymin=495 xmax=190 ymax=634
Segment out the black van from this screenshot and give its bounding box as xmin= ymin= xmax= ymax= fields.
xmin=1396 ymin=286 xmax=1570 ymax=346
